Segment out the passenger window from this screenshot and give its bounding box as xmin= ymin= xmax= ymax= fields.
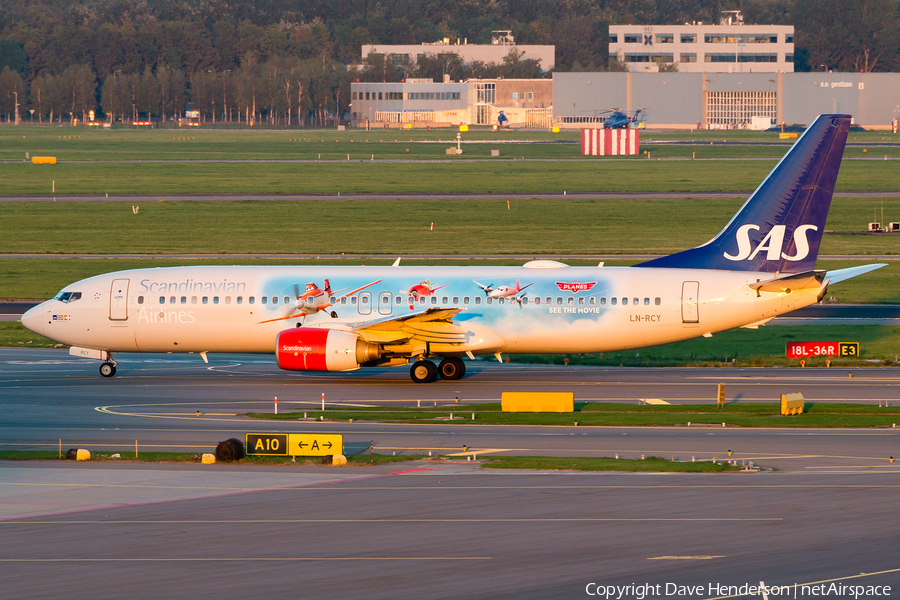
xmin=272 ymin=297 xmax=278 ymax=305
xmin=534 ymin=297 xmax=540 ymax=305
xmin=545 ymin=297 xmax=551 ymax=304
xmin=453 ymin=296 xmax=459 ymax=304
xmin=441 ymin=296 xmax=448 ymax=304
xmin=351 ymin=297 xmax=357 ymax=305
xmin=362 ymin=296 xmax=369 ymax=304
xmin=578 ymin=297 xmax=585 ymax=306
xmin=341 ymin=297 xmax=347 ymax=305
xmin=236 ymin=297 xmax=242 ymax=304
xmin=225 ymin=297 xmax=231 ymax=305
xmin=463 ymin=297 xmax=470 ymax=305
xmin=213 ymin=297 xmax=219 ymax=304
xmin=248 ymin=297 xmax=254 ymax=304
xmin=181 ymin=296 xmax=187 ymax=304
xmin=600 ymin=297 xmax=606 ymax=305
xmin=170 ymin=296 xmax=176 ymax=304
xmin=522 ymin=297 xmax=529 ymax=305
xmin=430 ymin=296 xmax=437 ymax=305
xmin=589 ymin=297 xmax=596 ymax=306
xmin=644 ymin=298 xmax=650 ymax=305
xmin=418 ymin=297 xmax=425 ymax=305
xmin=567 ymin=297 xmax=574 ymax=305
xmin=611 ymin=297 xmax=617 ymax=305
xmin=633 ymin=298 xmax=639 ymax=305
xmin=556 ymin=297 xmax=562 ymax=305
xmin=261 ymin=296 xmax=267 ymax=305
xmin=159 ymin=296 xmax=165 ymax=304
xmin=499 ymin=298 xmax=505 ymax=305
xmin=192 ymin=296 xmax=198 ymax=304
xmin=655 ymin=297 xmax=661 ymax=305
xmin=395 ymin=296 xmax=402 ymax=304
xmin=203 ymin=297 xmax=209 ymax=304
xmin=475 ymin=297 xmax=481 ymax=305
xmin=487 ymin=298 xmax=493 ymax=305
xmin=138 ymin=296 xmax=144 ymax=304
xmin=284 ymin=296 xmax=290 ymax=305
xmin=622 ymin=298 xmax=628 ymax=305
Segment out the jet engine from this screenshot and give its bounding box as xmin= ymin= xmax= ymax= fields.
xmin=276 ymin=328 xmax=381 ymax=372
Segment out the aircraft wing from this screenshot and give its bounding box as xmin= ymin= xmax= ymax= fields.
xmin=349 ymin=307 xmax=467 ymax=345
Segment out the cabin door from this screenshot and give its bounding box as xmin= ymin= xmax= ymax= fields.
xmin=109 ymin=279 xmax=130 ymax=321
xmin=681 ymin=281 xmax=699 ymax=323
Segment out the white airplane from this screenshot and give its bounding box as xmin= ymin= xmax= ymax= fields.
xmin=473 ymin=279 xmax=533 ymax=300
xmin=21 ymin=114 xmax=885 ymax=383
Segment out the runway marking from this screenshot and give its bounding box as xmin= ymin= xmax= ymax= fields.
xmin=648 ymin=555 xmax=725 ymax=560
xmin=0 ymin=557 xmax=491 ymax=562
xmin=702 ymin=565 xmax=900 ymax=599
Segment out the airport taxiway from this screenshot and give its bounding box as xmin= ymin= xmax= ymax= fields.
xmin=2 ymin=348 xmax=899 ymax=599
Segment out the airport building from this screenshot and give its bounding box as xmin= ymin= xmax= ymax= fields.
xmin=609 ymin=12 xmax=793 ymax=74
xmin=350 ymin=78 xmax=553 ymax=128
xmin=552 ymin=72 xmax=900 ymax=129
xmin=361 ymin=31 xmax=555 ymax=72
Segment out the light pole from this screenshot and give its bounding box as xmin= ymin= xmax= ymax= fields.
xmin=13 ymin=91 xmax=19 ymax=125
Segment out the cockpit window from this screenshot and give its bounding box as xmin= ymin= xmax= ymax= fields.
xmin=57 ymin=292 xmax=82 ymax=303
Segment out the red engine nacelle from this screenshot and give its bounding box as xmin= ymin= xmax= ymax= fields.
xmin=276 ymin=328 xmax=381 ymax=372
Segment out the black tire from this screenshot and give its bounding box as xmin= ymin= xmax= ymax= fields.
xmin=215 ymin=438 xmax=246 ymax=462
xmin=331 ymin=311 xmax=338 ymax=318
xmin=410 ymin=360 xmax=438 ymax=383
xmin=99 ymin=362 xmax=115 ymax=377
xmin=65 ymin=448 xmax=78 ymax=460
xmin=438 ymin=357 xmax=466 ymax=380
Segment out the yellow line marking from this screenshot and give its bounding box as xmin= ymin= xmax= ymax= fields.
xmin=648 ymin=555 xmax=725 ymax=560
xmin=2 ymin=518 xmax=781 ymax=524
xmin=0 ymin=557 xmax=491 ymax=562
xmin=702 ymin=565 xmax=900 ymax=599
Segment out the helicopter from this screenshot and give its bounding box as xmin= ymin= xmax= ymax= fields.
xmin=602 ymin=108 xmax=645 ymax=129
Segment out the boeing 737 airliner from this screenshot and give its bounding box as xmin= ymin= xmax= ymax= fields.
xmin=21 ymin=114 xmax=885 ymax=382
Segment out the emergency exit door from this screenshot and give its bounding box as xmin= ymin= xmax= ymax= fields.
xmin=681 ymin=281 xmax=699 ymax=323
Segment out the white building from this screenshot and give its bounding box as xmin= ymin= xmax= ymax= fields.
xmin=362 ymin=31 xmax=555 ymax=72
xmin=610 ymin=13 xmax=793 ymax=74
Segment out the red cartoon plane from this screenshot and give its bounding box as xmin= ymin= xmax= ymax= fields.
xmin=404 ymin=280 xmax=450 ymax=308
xmin=258 ymin=279 xmax=381 ymax=324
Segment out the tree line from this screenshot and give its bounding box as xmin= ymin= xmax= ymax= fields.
xmin=0 ymin=0 xmax=897 ymax=123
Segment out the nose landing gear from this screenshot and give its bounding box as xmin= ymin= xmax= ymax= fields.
xmin=99 ymin=360 xmax=117 ymax=377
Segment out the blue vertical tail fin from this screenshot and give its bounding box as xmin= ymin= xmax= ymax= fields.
xmin=636 ymin=114 xmax=851 ymax=273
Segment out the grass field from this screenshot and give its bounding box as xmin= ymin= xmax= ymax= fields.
xmin=2 ymin=198 xmax=899 ymax=257
xmin=251 ymin=402 xmax=900 ymax=428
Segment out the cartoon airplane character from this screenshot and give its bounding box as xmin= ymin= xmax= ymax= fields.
xmin=473 ymin=279 xmax=533 ymax=306
xmin=257 ymin=279 xmax=381 ymax=324
xmin=404 ymin=280 xmax=450 ymax=309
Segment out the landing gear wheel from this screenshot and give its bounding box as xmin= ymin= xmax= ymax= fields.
xmin=438 ymin=357 xmax=466 ymax=380
xmin=99 ymin=362 xmax=117 ymax=377
xmin=330 ymin=311 xmax=338 ymax=319
xmin=410 ymin=360 xmax=438 ymax=383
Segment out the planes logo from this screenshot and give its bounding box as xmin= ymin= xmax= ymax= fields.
xmin=555 ymin=281 xmax=597 ymax=293
xmin=723 ymin=224 xmax=818 ymax=262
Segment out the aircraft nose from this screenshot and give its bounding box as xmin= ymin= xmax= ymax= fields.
xmin=21 ymin=303 xmax=45 ymax=336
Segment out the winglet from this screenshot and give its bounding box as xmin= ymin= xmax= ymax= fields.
xmin=392 ymin=257 xmax=401 ymax=267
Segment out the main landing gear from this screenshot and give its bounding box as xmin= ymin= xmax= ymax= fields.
xmin=99 ymin=360 xmax=117 ymax=377
xmin=409 ymin=357 xmax=466 ymax=383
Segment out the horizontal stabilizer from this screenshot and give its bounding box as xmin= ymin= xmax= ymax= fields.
xmin=824 ymin=263 xmax=888 ymax=285
xmin=749 ymin=270 xmax=826 ymax=293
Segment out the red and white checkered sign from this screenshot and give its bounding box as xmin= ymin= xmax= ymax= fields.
xmin=581 ymin=128 xmax=640 ymax=156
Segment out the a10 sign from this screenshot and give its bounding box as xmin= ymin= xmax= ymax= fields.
xmin=246 ymin=433 xmax=343 ymax=456
xmin=786 ymin=342 xmax=859 ymax=359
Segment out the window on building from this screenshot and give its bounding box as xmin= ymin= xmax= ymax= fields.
xmin=739 ymin=53 xmax=777 ymax=63
xmin=705 ymin=90 xmax=776 ymax=126
xmin=705 ymin=53 xmax=737 ymax=63
xmin=512 ymin=92 xmax=517 ymax=99
xmin=680 ymin=53 xmax=697 ymax=63
xmin=352 ymin=92 xmax=357 ymax=100
xmin=786 ymin=34 xmax=794 ymax=43
xmin=655 ymin=33 xmax=673 ymax=43
xmin=365 ymin=92 xmax=370 ymax=100
xmin=681 ymin=33 xmax=697 ymax=43
xmin=609 ymin=34 xmax=618 ymax=43
xmin=624 ymin=34 xmax=640 ymax=43
xmin=786 ymin=53 xmax=794 ymax=63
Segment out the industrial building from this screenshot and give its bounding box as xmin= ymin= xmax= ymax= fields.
xmin=553 ymin=72 xmax=900 ymax=129
xmin=361 ymin=31 xmax=555 ymax=72
xmin=610 ymin=12 xmax=794 ymax=73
